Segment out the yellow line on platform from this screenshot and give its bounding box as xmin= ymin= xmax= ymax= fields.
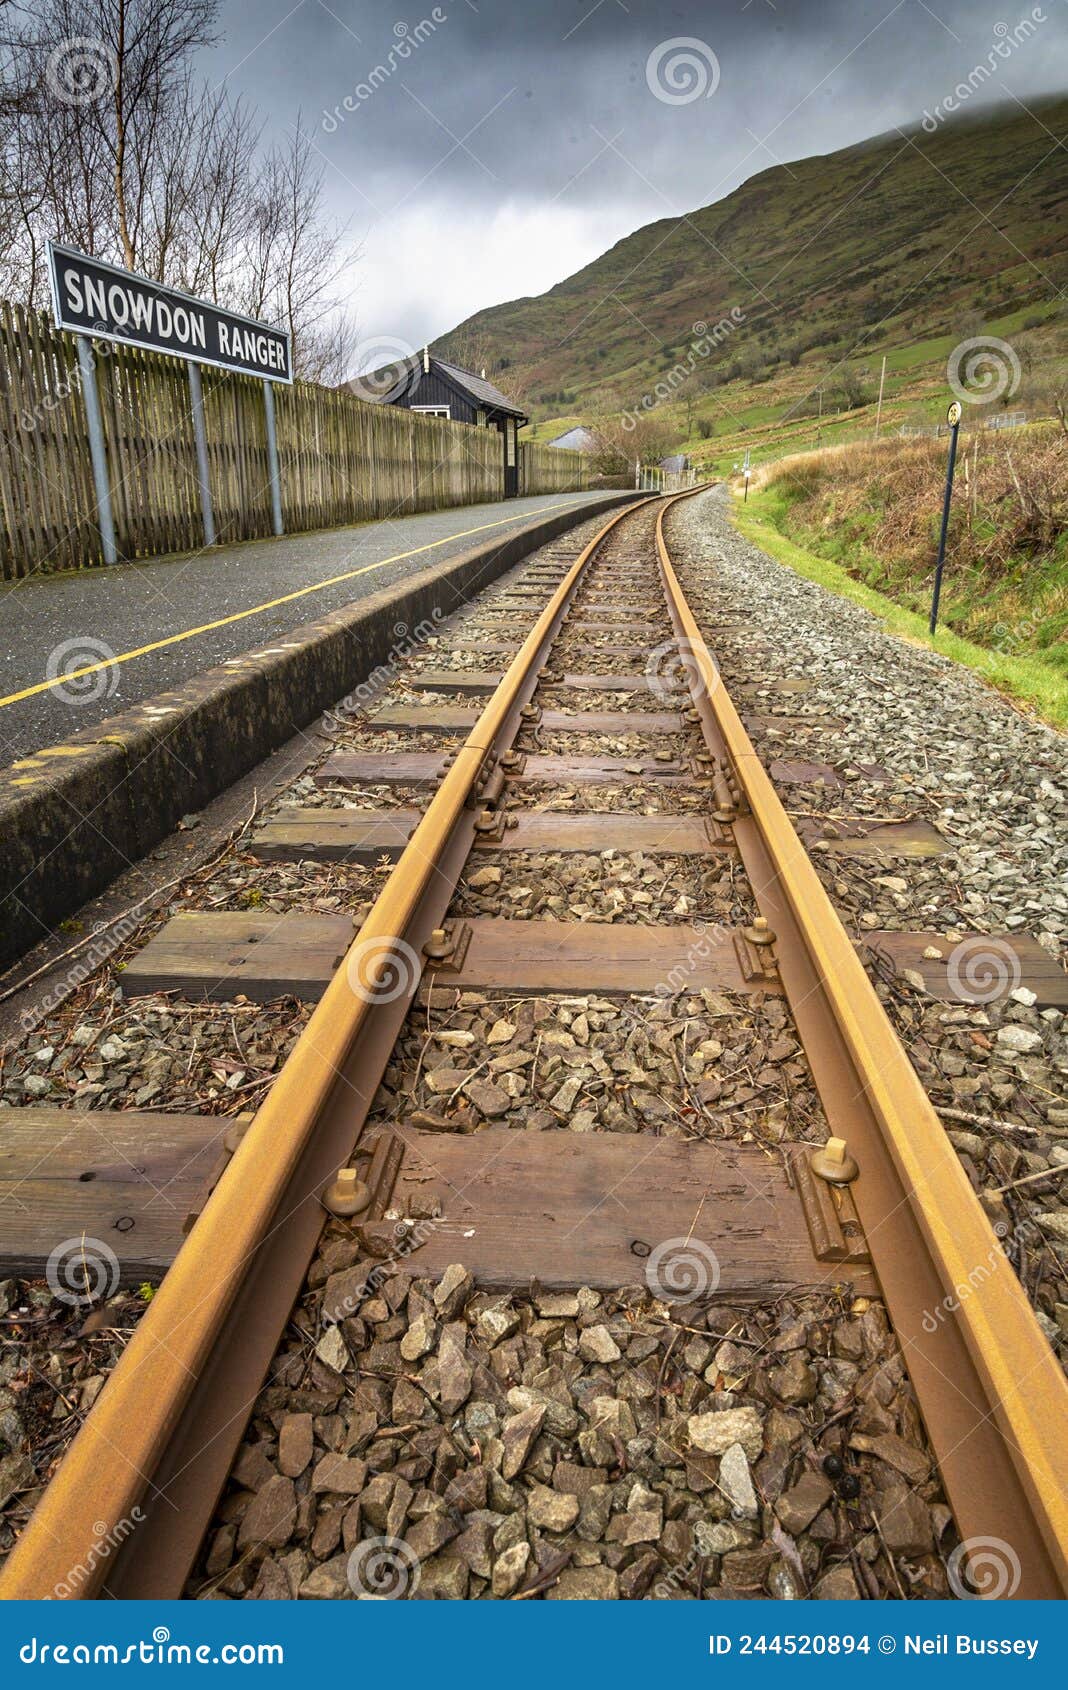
xmin=1 ymin=500 xmax=587 ymax=711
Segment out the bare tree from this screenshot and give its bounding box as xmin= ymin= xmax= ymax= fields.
xmin=0 ymin=0 xmax=358 ymax=376
xmin=435 ymin=326 xmax=536 ymax=413
xmin=591 ymin=407 xmax=679 ymax=472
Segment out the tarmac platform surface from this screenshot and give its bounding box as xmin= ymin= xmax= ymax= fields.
xmin=0 ymin=490 xmax=609 ymax=763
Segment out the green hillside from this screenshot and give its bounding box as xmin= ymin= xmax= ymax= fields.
xmin=434 ymin=98 xmax=1068 ymax=459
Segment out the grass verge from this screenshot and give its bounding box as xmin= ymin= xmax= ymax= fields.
xmin=730 ymin=491 xmax=1068 ymax=732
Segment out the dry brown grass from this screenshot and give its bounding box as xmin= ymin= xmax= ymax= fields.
xmin=760 ymin=429 xmax=1065 ymax=557
xmin=752 ymin=425 xmax=1068 ymax=654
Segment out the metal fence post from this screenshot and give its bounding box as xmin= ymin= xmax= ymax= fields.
xmin=263 ymin=379 xmax=284 ymax=537
xmin=188 ymin=361 xmax=215 ymax=548
xmin=76 ymin=334 xmax=117 ymax=564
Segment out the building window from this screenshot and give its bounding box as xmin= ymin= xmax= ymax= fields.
xmin=476 ymin=408 xmax=487 ymax=427
xmin=412 ymin=404 xmax=451 ymax=419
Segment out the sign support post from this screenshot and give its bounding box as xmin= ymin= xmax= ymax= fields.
xmin=263 ymin=379 xmax=284 ymax=537
xmin=75 ymin=335 xmax=117 ymax=565
xmin=187 ymin=361 xmax=215 ymax=548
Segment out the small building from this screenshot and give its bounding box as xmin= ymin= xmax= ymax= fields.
xmin=548 ymin=426 xmax=597 ymax=452
xmin=367 ymin=349 xmax=529 ymax=497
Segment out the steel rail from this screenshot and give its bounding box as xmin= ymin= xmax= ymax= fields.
xmin=654 ymin=499 xmax=1068 ymax=1598
xmin=0 ymin=492 xmax=674 ymax=1601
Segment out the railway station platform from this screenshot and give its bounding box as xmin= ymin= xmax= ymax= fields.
xmin=0 ymin=490 xmax=612 ymax=763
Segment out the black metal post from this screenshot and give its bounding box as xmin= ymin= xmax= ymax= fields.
xmin=929 ymin=414 xmax=961 ymax=635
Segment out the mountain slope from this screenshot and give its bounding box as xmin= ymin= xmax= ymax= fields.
xmin=434 ymin=98 xmax=1068 ymax=428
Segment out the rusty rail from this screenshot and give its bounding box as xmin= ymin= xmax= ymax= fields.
xmin=654 ymin=498 xmax=1068 ymax=1598
xmin=0 ymin=493 xmax=671 ymax=1600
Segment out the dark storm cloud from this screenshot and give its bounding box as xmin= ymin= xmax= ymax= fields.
xmin=207 ymin=0 xmax=1067 ymax=348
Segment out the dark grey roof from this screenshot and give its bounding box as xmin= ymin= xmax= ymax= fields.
xmin=432 ymin=357 xmax=527 ymax=419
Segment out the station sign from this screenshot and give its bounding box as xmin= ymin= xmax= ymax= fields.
xmin=47 ymin=242 xmax=292 ymax=384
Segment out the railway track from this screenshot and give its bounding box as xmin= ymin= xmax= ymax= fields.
xmin=2 ymin=488 xmax=1067 ymax=1601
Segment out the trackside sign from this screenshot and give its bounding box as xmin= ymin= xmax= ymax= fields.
xmin=47 ymin=243 xmax=292 ymax=383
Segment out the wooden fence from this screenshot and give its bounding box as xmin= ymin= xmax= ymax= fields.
xmin=0 ymin=300 xmax=592 ymax=580
xmin=518 ymin=439 xmax=595 ymax=495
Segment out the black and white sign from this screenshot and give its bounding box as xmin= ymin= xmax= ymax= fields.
xmin=47 ymin=243 xmax=292 ymax=384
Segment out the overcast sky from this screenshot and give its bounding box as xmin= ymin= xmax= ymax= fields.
xmin=206 ymin=0 xmax=1068 ymax=369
